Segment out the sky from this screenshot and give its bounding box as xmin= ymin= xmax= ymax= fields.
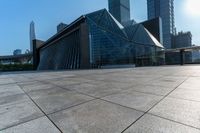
xmin=0 ymin=0 xmax=199 ymax=55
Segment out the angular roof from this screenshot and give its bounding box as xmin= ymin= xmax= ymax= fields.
xmin=86 ymin=9 xmax=164 ymax=48
xmin=40 ymin=9 xmax=164 ymax=49
xmin=85 ymin=9 xmax=128 ymax=39
xmin=124 ymin=23 xmax=164 ymax=48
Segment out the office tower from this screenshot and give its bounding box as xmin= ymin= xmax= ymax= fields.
xmin=30 ymin=21 xmax=36 ymax=52
xmin=108 ymin=0 xmax=131 ymax=23
xmin=57 ymin=23 xmax=68 ymax=33
xmin=147 ymin=0 xmax=175 ymax=49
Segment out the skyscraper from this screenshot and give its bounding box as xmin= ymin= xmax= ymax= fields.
xmin=57 ymin=22 xmax=68 ymax=33
xmin=147 ymin=0 xmax=175 ymax=49
xmin=30 ymin=21 xmax=36 ymax=52
xmin=108 ymin=0 xmax=130 ymax=23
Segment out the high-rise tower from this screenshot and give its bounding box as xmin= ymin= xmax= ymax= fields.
xmin=147 ymin=0 xmax=175 ymax=49
xmin=30 ymin=21 xmax=36 ymax=52
xmin=108 ymin=0 xmax=130 ymax=23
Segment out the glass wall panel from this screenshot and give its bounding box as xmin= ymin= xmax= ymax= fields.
xmin=38 ymin=30 xmax=81 ymax=70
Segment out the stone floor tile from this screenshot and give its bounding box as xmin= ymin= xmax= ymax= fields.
xmin=68 ymin=81 xmax=133 ymax=98
xmin=103 ymin=90 xmax=163 ymax=112
xmin=0 ymin=84 xmax=24 ymax=98
xmin=28 ymin=87 xmax=93 ymax=114
xmin=49 ymin=99 xmax=143 ymax=133
xmin=169 ymin=87 xmax=200 ymax=102
xmin=0 ymin=78 xmax=16 ymax=85
xmin=1 ymin=117 xmax=60 ymax=133
xmin=20 ymin=82 xmax=55 ymax=93
xmin=150 ymin=97 xmax=200 ymax=129
xmin=128 ymin=85 xmax=175 ymax=96
xmin=0 ymin=100 xmax=43 ymax=130
xmin=124 ymin=114 xmax=200 ymax=133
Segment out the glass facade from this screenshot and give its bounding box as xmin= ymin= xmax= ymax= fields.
xmin=37 ymin=9 xmax=164 ymax=70
xmin=147 ymin=0 xmax=175 ymax=49
xmin=165 ymin=51 xmax=192 ymax=65
xmin=38 ymin=29 xmax=81 ymax=70
xmin=86 ymin=9 xmax=164 ymax=67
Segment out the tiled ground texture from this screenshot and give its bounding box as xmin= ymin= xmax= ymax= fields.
xmin=0 ymin=65 xmax=200 ymax=133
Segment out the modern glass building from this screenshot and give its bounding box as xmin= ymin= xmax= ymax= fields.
xmin=108 ymin=0 xmax=130 ymax=23
xmin=147 ymin=0 xmax=175 ymax=49
xmin=36 ymin=9 xmax=164 ymax=70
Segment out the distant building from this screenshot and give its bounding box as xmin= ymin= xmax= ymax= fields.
xmin=172 ymin=31 xmax=192 ymax=48
xmin=108 ymin=0 xmax=131 ymax=23
xmin=170 ymin=31 xmax=193 ymax=63
xmin=13 ymin=49 xmax=22 ymax=55
xmin=192 ymin=50 xmax=200 ymax=62
xmin=57 ymin=23 xmax=68 ymax=33
xmin=0 ymin=53 xmax=32 ymax=65
xmin=147 ymin=0 xmax=175 ymax=49
xmin=30 ymin=21 xmax=36 ymax=52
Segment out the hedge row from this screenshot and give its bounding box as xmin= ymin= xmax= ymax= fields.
xmin=0 ymin=64 xmax=33 ymax=72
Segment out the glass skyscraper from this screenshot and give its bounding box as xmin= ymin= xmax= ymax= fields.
xmin=30 ymin=21 xmax=36 ymax=52
xmin=108 ymin=0 xmax=130 ymax=23
xmin=147 ymin=0 xmax=175 ymax=49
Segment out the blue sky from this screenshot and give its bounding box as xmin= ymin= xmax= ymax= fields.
xmin=0 ymin=0 xmax=199 ymax=55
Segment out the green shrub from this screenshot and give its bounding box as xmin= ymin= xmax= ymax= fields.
xmin=0 ymin=64 xmax=33 ymax=72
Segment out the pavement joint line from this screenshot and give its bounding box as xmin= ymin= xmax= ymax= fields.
xmin=147 ymin=113 xmax=200 ymax=131
xmin=0 ymin=115 xmax=45 ymax=131
xmin=17 ymin=83 xmax=63 ymax=133
xmin=89 ymin=74 xmax=165 ymax=84
xmin=20 ymin=68 xmax=131 ymax=81
xmin=167 ymin=95 xmax=200 ymax=103
xmin=99 ymin=98 xmax=146 ymax=113
xmin=12 ymin=72 xmax=151 ymax=128
xmin=99 ymin=95 xmax=200 ymax=130
xmin=36 ymin=79 xmax=98 ymax=99
xmin=121 ymin=76 xmax=190 ymax=133
xmin=50 ymin=80 xmax=146 ymax=100
xmin=1 ymin=68 xmax=198 ymax=132
xmin=20 ymin=75 xmax=102 ymax=100
xmin=19 ymin=76 xmax=107 ymax=120
xmin=99 ymin=87 xmax=166 ymax=101
xmin=62 ymin=80 xmax=140 ymax=97
xmin=22 ymin=74 xmax=105 ymax=88
xmin=46 ymin=98 xmax=98 ymax=116
xmin=33 ymin=74 xmax=141 ymax=100
xmin=0 ymin=82 xmax=18 ymax=86
xmin=18 ymin=76 xmax=102 ymax=106
xmin=20 ymin=77 xmax=101 ymax=116
xmin=20 ymin=69 xmax=173 ymax=87
xmin=0 ymin=77 xmax=45 ymax=86
xmin=123 ymin=88 xmax=168 ymax=97
xmin=21 ymin=72 xmax=189 ymax=105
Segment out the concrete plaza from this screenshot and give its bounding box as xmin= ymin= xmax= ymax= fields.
xmin=0 ymin=66 xmax=200 ymax=133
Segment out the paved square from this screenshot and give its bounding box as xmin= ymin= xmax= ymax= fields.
xmin=0 ymin=66 xmax=200 ymax=132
